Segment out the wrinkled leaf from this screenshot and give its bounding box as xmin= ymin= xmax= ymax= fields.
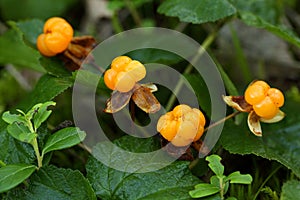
xmin=281 ymin=180 xmax=300 ymax=200
xmin=158 ymin=0 xmax=236 ymax=24
xmin=86 ymin=136 xmax=200 ymax=200
xmin=0 ymin=119 xmax=36 ymax=165
xmin=4 ymin=165 xmax=96 ymax=200
xmin=42 ymin=127 xmax=86 ymax=155
xmin=0 ymin=164 xmax=36 ymax=193
xmin=189 ymin=184 xmax=220 ymax=198
xmin=225 ymin=171 xmax=252 ymax=184
xmin=206 ymin=155 xmax=224 ymax=177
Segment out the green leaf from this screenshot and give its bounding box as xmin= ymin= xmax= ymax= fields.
xmin=5 ymin=165 xmax=96 ymax=199
xmin=0 ymin=119 xmax=36 ymax=165
xmin=108 ymin=0 xmax=152 ymax=12
xmin=280 ymin=180 xmax=300 ymax=200
xmin=31 ymin=101 xmax=56 ymax=130
xmin=14 ymin=19 xmax=44 ymax=47
xmin=86 ymin=136 xmax=200 ymax=200
xmin=189 ymin=184 xmax=220 ymax=198
xmin=206 ymin=155 xmax=224 ymax=177
xmin=0 ymin=164 xmax=36 ymax=193
xmin=127 ymin=49 xmax=183 ymax=65
xmin=226 ymin=197 xmax=237 ymax=200
xmin=2 ymin=111 xmax=27 ymax=125
xmin=225 ymin=171 xmax=252 ymax=184
xmin=0 ymin=27 xmax=44 ymax=72
xmin=220 ymin=93 xmax=300 ymax=178
xmin=40 ymin=57 xmax=72 ymax=77
xmin=0 ymin=0 xmax=79 ymax=21
xmin=228 ymin=0 xmax=281 ymax=24
xmin=238 ymin=11 xmax=300 ymax=47
xmin=158 ymin=0 xmax=236 ymax=24
xmin=17 ymin=75 xmax=73 ymax=111
xmin=185 ymin=74 xmax=211 ymax=117
xmin=42 ymin=127 xmax=86 ymax=155
xmin=7 ymin=123 xmax=36 ymax=143
xmin=212 ymin=56 xmax=243 ymax=124
xmin=210 ymin=175 xmax=220 ymax=187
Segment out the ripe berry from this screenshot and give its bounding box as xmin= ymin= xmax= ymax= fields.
xmin=37 ymin=17 xmax=73 ymax=56
xmin=157 ymin=104 xmax=206 ymax=147
xmin=245 ymin=81 xmax=270 ymax=105
xmin=253 ymin=96 xmax=279 ymax=119
xmin=244 ymin=80 xmax=284 ymax=119
xmin=267 ymin=88 xmax=284 ymax=107
xmin=104 ymin=56 xmax=146 ymax=92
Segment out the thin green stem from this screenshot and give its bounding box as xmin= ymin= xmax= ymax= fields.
xmin=31 ymin=138 xmax=43 ymax=169
xmin=252 ymin=165 xmax=281 ymax=200
xmin=204 ymin=112 xmax=241 ymax=132
xmin=175 ymin=22 xmax=189 ymax=32
xmin=165 ymin=31 xmax=217 ymax=111
xmin=124 ymin=0 xmax=142 ymax=26
xmin=0 ymin=160 xmax=6 ymax=167
xmin=112 ymin=12 xmax=124 ymax=33
xmin=220 ymin=177 xmax=225 ymax=200
xmin=229 ymin=23 xmax=252 ymax=83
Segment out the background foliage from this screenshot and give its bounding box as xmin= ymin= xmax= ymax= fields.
xmin=0 ymin=0 xmax=300 ymax=199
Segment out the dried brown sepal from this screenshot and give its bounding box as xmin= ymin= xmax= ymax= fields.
xmin=104 ymin=89 xmax=135 ymax=113
xmin=260 ymin=110 xmax=285 ymax=123
xmin=222 ymin=95 xmax=252 ymax=112
xmin=247 ymin=111 xmax=262 ymax=136
xmin=140 ymin=83 xmax=158 ymax=93
xmin=132 ymin=85 xmax=161 ymax=113
xmin=61 ymin=36 xmax=97 ymax=71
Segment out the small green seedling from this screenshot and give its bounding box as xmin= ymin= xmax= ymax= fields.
xmin=189 ymin=154 xmax=253 ymax=200
xmin=0 ymin=101 xmax=86 ymax=193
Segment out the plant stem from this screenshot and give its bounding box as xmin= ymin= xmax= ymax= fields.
xmin=0 ymin=160 xmax=6 ymax=167
xmin=204 ymin=112 xmax=241 ymax=132
xmin=252 ymin=165 xmax=281 ymax=200
xmin=124 ymin=0 xmax=142 ymax=27
xmin=229 ymin=23 xmax=252 ymax=84
xmin=31 ymin=138 xmax=43 ymax=169
xmin=165 ymin=31 xmax=217 ymax=111
xmin=112 ymin=12 xmax=123 ymax=33
xmin=219 ymin=177 xmax=225 ymax=200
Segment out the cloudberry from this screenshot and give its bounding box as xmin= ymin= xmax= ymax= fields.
xmin=37 ymin=17 xmax=73 ymax=56
xmin=245 ymin=80 xmax=284 ymax=119
xmin=157 ymin=104 xmax=206 ymax=147
xmin=104 ymin=56 xmax=146 ymax=93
